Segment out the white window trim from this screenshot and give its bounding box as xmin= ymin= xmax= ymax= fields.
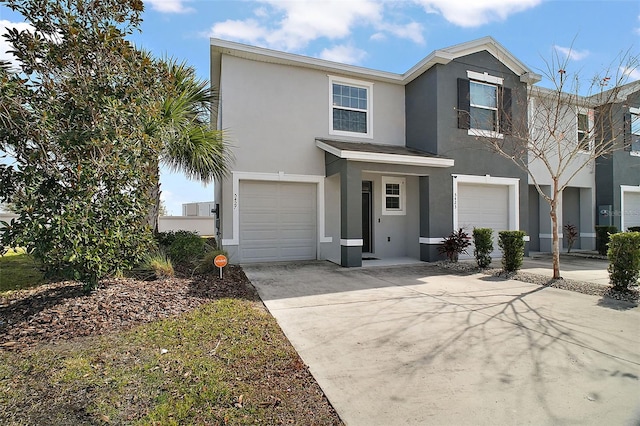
xmin=381 ymin=176 xmax=406 ymax=216
xmin=577 ymin=107 xmax=594 ymax=153
xmin=630 ymin=107 xmax=640 ymax=155
xmin=466 ymin=71 xmax=504 ymax=138
xmin=221 ymin=171 xmax=332 ymax=248
xmin=452 ymin=174 xmax=520 ymax=231
xmin=329 ymin=75 xmax=373 ymax=139
xmin=620 ymin=185 xmax=640 ymax=231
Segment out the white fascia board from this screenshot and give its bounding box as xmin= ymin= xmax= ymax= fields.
xmin=316 ymin=140 xmax=454 ymax=168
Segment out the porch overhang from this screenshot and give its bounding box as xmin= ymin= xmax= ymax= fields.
xmin=316 ymin=139 xmax=454 ymax=168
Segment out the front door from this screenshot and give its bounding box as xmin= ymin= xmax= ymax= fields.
xmin=362 ymin=181 xmax=372 ymax=253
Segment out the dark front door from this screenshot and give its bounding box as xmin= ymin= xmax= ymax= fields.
xmin=362 ymin=181 xmax=372 ymax=253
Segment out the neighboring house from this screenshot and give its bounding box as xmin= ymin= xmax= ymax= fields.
xmin=594 ymin=81 xmax=640 ymax=231
xmin=182 ymin=201 xmax=217 ymax=217
xmin=211 ymin=36 xmax=540 ymax=266
xmin=526 ymin=87 xmax=598 ymax=252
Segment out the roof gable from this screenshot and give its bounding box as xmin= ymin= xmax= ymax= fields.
xmin=210 ymin=36 xmax=541 ymax=86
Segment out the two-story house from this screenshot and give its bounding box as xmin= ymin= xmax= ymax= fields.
xmin=211 ymin=36 xmax=541 ymax=266
xmin=594 ymin=81 xmax=640 ymax=231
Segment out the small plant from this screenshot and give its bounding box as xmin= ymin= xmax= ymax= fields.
xmin=438 ymin=228 xmax=471 ymax=262
xmin=564 ymin=223 xmax=578 ymax=253
xmin=498 ymin=231 xmax=526 ymax=272
xmin=595 ymin=226 xmax=618 ymax=256
xmin=607 ymin=232 xmax=640 ymax=291
xmin=133 ymin=250 xmax=174 ymax=280
xmin=196 ymin=249 xmax=229 ymax=274
xmin=473 ymin=228 xmax=493 ymax=268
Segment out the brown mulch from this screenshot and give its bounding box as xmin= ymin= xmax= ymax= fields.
xmin=0 ymin=266 xmax=258 ymax=351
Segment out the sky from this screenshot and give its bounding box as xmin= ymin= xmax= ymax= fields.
xmin=1 ymin=0 xmax=639 ymax=215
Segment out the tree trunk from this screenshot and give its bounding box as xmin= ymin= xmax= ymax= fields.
xmin=550 ymin=182 xmax=561 ymax=279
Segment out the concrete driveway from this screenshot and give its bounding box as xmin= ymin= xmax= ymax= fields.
xmin=244 ymin=261 xmax=640 ymax=426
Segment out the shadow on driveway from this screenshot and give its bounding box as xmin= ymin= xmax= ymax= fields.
xmin=244 ymin=260 xmax=640 ymax=426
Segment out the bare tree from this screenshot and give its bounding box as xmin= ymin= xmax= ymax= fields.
xmin=469 ymin=48 xmax=639 ymax=279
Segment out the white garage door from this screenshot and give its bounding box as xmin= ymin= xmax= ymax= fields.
xmin=623 ymin=191 xmax=640 ymax=230
xmin=458 ymin=183 xmax=509 ymax=257
xmin=239 ymin=181 xmax=317 ymax=262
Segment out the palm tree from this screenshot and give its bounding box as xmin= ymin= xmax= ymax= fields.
xmin=147 ymin=59 xmax=232 ymax=232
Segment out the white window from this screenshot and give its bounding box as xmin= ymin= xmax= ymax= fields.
xmin=577 ymin=110 xmax=593 ymax=152
xmin=382 ymin=176 xmax=405 ymax=216
xmin=470 ymin=81 xmax=498 ymax=132
xmin=631 ymin=108 xmax=640 ymax=155
xmin=329 ymin=76 xmax=373 ymax=138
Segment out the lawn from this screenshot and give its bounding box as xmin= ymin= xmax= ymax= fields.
xmin=0 ymin=252 xmax=342 ymax=425
xmin=0 ymin=248 xmax=44 ymax=293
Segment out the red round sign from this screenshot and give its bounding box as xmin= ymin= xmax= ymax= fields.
xmin=214 ymin=254 xmax=228 ymax=268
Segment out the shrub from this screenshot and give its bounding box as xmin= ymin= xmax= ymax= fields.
xmin=438 ymin=228 xmax=471 ymax=262
xmin=473 ymin=228 xmax=493 ymax=268
xmin=196 ymin=249 xmax=229 ymax=274
xmin=595 ymin=226 xmax=618 ymax=256
xmin=498 ymin=231 xmax=526 ymax=272
xmin=607 ymin=232 xmax=640 ymax=291
xmin=628 ymin=226 xmax=640 ymax=232
xmin=564 ymin=223 xmax=578 ymax=253
xmin=157 ymin=230 xmax=206 ymax=266
xmin=132 ymin=250 xmax=174 ymax=280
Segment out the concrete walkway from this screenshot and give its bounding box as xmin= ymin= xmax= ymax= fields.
xmin=244 ymin=261 xmax=640 ymax=426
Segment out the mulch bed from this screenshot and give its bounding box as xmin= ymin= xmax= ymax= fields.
xmin=0 ymin=266 xmax=258 ymax=351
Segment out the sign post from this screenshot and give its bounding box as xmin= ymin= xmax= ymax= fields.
xmin=214 ymin=254 xmax=228 ymax=279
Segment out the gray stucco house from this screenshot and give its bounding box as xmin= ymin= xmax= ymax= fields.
xmin=210 ymin=36 xmax=639 ymax=266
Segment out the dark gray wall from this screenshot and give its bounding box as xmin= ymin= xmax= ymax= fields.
xmin=595 ymin=89 xmax=640 ymax=229
xmin=562 ymin=187 xmax=581 ymax=249
xmin=406 ymin=51 xmax=530 ymax=257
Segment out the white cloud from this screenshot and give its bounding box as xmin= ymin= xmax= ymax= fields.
xmin=319 ymin=44 xmax=367 ymax=65
xmin=145 ymin=0 xmax=193 ymax=14
xmin=621 ymin=66 xmax=640 ymax=81
xmin=209 ymin=19 xmax=269 ymax=43
xmin=378 ymin=21 xmax=424 ymax=44
xmin=412 ymin=0 xmax=541 ymax=27
xmin=0 ymin=20 xmax=35 ymax=68
xmin=554 ymin=45 xmax=590 ymax=61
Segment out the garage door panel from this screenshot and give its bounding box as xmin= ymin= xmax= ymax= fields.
xmin=239 ymin=181 xmax=317 ymax=262
xmin=624 ymin=192 xmax=640 ymax=229
xmin=458 ymin=183 xmax=510 ymax=258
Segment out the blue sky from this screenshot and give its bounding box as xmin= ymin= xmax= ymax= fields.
xmin=2 ymin=0 xmax=639 ymax=215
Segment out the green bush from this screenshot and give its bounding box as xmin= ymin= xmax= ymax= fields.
xmin=595 ymin=226 xmax=618 ymax=256
xmin=628 ymin=226 xmax=640 ymax=232
xmin=437 ymin=228 xmax=471 ymax=262
xmin=157 ymin=230 xmax=206 ymax=266
xmin=196 ymin=249 xmax=229 ymax=274
xmin=498 ymin=231 xmax=526 ymax=272
xmin=473 ymin=228 xmax=493 ymax=268
xmin=607 ymin=232 xmax=640 ymax=291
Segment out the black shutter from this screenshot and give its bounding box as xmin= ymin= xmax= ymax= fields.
xmin=623 ymin=112 xmax=632 ymax=151
xmin=500 ymin=86 xmax=512 ymax=135
xmin=457 ymin=78 xmax=470 ymax=129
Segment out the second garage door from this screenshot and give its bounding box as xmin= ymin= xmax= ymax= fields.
xmin=239 ymin=181 xmax=317 ymax=262
xmin=623 ymin=191 xmax=640 ymax=230
xmin=458 ymin=183 xmax=510 ymax=257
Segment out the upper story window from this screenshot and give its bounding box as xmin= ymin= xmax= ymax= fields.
xmin=381 ymin=176 xmax=405 ymax=216
xmin=577 ymin=111 xmax=592 ymax=152
xmin=329 ymin=76 xmax=373 ymax=138
xmin=458 ymin=71 xmax=510 ymax=139
xmin=625 ymin=107 xmax=640 ymax=156
xmin=470 ymin=81 xmax=498 ymax=132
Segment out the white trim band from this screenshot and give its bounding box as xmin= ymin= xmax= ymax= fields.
xmin=340 ymin=239 xmax=364 ymax=247
xmin=419 ymin=237 xmax=444 ymax=244
xmin=579 ymin=233 xmax=596 ymax=238
xmin=539 ymin=233 xmax=564 ymax=239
